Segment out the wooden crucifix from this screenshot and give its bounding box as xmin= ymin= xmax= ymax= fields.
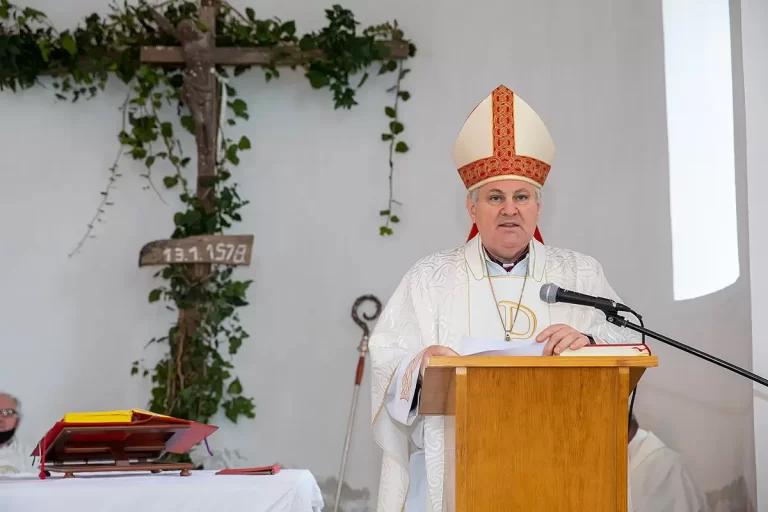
xmin=136 ymin=0 xmax=409 ymax=415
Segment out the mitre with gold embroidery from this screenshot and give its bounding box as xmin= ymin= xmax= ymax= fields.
xmin=454 ymin=85 xmax=554 ymax=241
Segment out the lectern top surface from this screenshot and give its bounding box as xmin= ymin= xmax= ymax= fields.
xmin=427 ymin=355 xmax=658 ymax=368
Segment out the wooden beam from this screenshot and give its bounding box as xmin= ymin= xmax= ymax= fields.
xmin=140 ymin=40 xmax=411 ymax=66
xmin=199 ymin=0 xmax=217 ymax=32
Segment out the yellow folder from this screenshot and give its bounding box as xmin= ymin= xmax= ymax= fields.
xmin=63 ymin=409 xmax=172 ymax=423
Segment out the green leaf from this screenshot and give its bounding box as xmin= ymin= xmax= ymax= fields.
xmin=224 ymin=404 xmax=238 ymax=423
xmin=60 ymin=33 xmax=77 ymax=55
xmin=390 ymin=121 xmax=404 ymax=134
xmin=398 ymin=91 xmax=411 ymax=101
xmin=385 ymin=106 xmax=396 ymax=118
xmin=37 ymin=40 xmax=51 ymax=62
xmin=306 ymin=70 xmax=329 ymax=89
xmin=299 ymin=35 xmax=316 ymax=51
xmin=229 ymin=337 xmax=243 ymax=355
xmin=163 ymin=175 xmax=178 ymax=188
xmin=380 ymin=226 xmax=394 ymax=236
xmin=227 ymin=378 xmax=243 ymax=395
xmin=379 ymin=210 xmax=390 ymax=216
xmin=395 ymin=141 xmax=409 ymax=153
xmin=281 ymin=21 xmax=296 ymax=36
xmin=23 ymin=6 xmax=44 ymax=19
xmin=161 ymin=122 xmax=173 ymax=138
xmin=145 ymin=155 xmax=156 ymax=168
xmin=391 ymin=216 xmax=400 ymax=223
xmin=245 ymin=7 xmax=255 ymax=20
xmin=180 ymin=115 xmax=194 ymax=134
xmin=227 ymin=145 xmax=240 ymax=165
xmin=228 ymin=296 xmax=248 ymax=307
xmin=238 ymin=136 xmax=251 ymax=150
xmin=386 ymin=60 xmax=398 ymax=72
xmin=230 ymin=99 xmax=248 ymax=118
xmin=148 ymin=289 xmax=162 ymax=303
xmin=185 ymin=209 xmax=202 ymax=225
xmin=382 ymin=133 xmax=394 ymax=141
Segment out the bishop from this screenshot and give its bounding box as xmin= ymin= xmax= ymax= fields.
xmin=369 ymin=84 xmax=640 ymax=511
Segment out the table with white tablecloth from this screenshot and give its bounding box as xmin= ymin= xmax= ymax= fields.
xmin=0 ymin=469 xmax=324 ymax=511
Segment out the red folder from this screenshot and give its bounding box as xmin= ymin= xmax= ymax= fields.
xmin=216 ymin=464 xmax=281 ymax=475
xmin=30 ymin=409 xmax=217 ymax=479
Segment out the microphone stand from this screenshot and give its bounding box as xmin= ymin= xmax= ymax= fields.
xmin=603 ymin=310 xmax=768 ymax=388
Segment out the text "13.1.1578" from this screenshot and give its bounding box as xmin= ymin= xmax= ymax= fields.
xmin=162 ymin=243 xmax=248 ymax=264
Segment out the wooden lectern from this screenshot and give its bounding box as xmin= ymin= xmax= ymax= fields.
xmin=420 ymin=355 xmax=657 ymax=511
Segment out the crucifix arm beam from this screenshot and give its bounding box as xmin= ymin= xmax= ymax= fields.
xmin=140 ymin=40 xmax=411 ymax=67
xmin=148 ymin=7 xmax=179 ymax=40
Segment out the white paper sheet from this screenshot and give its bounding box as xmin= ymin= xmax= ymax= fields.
xmin=459 ymin=337 xmax=545 ymax=357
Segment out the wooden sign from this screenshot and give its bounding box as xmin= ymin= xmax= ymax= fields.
xmin=139 ymin=235 xmax=254 ymax=267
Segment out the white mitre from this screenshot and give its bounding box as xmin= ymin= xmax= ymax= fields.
xmin=453 ymin=84 xmax=555 ymax=240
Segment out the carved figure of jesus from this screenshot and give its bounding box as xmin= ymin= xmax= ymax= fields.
xmin=176 ymin=19 xmax=217 ymax=185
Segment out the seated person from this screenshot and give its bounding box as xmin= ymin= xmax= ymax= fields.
xmin=0 ymin=392 xmax=33 ymax=474
xmin=628 ymin=413 xmax=708 ymax=512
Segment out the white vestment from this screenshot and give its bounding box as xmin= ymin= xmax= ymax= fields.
xmin=370 ymin=235 xmax=640 ymax=512
xmin=628 ymin=429 xmax=708 ymax=512
xmin=0 ymin=438 xmax=32 ymax=475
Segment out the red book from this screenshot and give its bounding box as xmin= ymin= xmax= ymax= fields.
xmin=216 ymin=464 xmax=281 ymax=475
xmin=29 ymin=409 xmax=217 ymax=479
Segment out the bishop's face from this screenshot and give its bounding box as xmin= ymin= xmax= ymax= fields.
xmin=466 ymin=180 xmax=541 ymax=261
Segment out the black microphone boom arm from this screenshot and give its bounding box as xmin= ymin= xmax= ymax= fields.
xmin=604 ymin=311 xmax=768 ymax=389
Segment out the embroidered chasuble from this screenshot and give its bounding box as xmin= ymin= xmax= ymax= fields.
xmin=370 ymin=235 xmax=639 ymax=512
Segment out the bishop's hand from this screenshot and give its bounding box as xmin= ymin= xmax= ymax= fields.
xmin=420 ymin=345 xmax=459 ymax=376
xmin=535 ymin=324 xmax=590 ymax=355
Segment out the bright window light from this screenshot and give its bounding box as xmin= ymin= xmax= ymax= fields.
xmin=663 ymin=0 xmax=739 ymax=301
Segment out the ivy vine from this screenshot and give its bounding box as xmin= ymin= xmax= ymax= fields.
xmin=0 ymin=0 xmax=415 ymax=428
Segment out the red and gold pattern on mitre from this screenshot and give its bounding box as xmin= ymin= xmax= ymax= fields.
xmin=453 ymin=85 xmax=555 ymax=192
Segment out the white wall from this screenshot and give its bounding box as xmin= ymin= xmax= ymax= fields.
xmin=0 ymin=0 xmax=756 ymax=509
xmin=743 ymin=0 xmax=768 ymax=509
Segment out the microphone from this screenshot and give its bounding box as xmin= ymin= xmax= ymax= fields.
xmin=537 ymin=282 xmax=768 ymax=389
xmin=539 ymin=283 xmax=632 ymax=313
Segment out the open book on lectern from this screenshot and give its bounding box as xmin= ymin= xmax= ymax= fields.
xmin=460 ymin=336 xmax=652 ymax=357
